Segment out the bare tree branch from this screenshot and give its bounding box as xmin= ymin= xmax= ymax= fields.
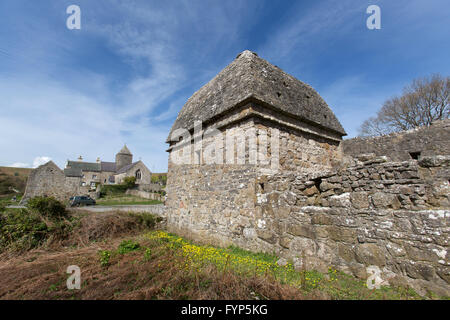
xmin=358 ymin=74 xmax=449 ymax=137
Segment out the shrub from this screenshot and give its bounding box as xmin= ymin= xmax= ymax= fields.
xmin=123 ymin=176 xmax=136 ymax=189
xmin=99 ymin=184 xmax=128 ymax=197
xmin=128 ymin=212 xmax=162 ymax=229
xmin=27 ymin=197 xmax=67 ymax=219
xmin=0 ymin=209 xmax=48 ymax=251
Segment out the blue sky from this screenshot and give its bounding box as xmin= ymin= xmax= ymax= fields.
xmin=0 ymin=0 xmax=449 ymax=172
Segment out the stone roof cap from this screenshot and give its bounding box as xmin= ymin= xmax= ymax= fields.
xmin=167 ymin=50 xmax=346 ymax=141
xmin=118 ymin=145 xmax=132 ymax=155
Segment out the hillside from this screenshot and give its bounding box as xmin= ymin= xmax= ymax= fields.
xmin=0 ymin=166 xmax=32 ymax=197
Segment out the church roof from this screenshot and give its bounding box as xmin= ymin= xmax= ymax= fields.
xmin=101 ymin=161 xmax=116 ymax=172
xmin=66 ymin=161 xmax=101 ymax=172
xmin=118 ymin=145 xmax=132 ymax=155
xmin=116 ymin=161 xmax=140 ymax=174
xmin=167 ymin=50 xmax=346 ymax=141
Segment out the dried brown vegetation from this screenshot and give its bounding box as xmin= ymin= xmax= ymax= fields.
xmin=0 ymin=210 xmax=320 ymax=300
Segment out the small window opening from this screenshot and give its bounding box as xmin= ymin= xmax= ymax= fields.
xmin=313 ymin=178 xmax=322 ymax=193
xmin=259 ymin=183 xmax=265 ymax=191
xmin=409 ymin=152 xmax=421 ymax=160
xmin=276 ymin=92 xmax=282 ymax=97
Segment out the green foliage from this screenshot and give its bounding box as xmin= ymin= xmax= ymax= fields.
xmin=0 ymin=209 xmax=48 ymax=251
xmin=99 ymin=184 xmax=129 ymax=197
xmin=99 ymin=250 xmax=111 ymax=267
xmin=122 ymin=176 xmax=136 ymax=189
xmin=27 ymin=197 xmax=67 ymax=219
xmin=117 ymin=240 xmax=140 ymax=254
xmin=128 ymin=212 xmax=162 ymax=229
xmin=143 ymin=248 xmax=152 ymax=261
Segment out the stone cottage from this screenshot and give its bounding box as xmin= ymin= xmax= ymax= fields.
xmin=165 ymin=50 xmax=450 ymax=295
xmin=166 ymin=50 xmax=347 ymax=243
xmin=21 ymin=145 xmax=152 ymax=203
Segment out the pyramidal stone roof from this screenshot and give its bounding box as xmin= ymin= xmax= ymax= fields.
xmin=118 ymin=145 xmax=132 ymax=155
xmin=167 ymin=50 xmax=346 ymax=141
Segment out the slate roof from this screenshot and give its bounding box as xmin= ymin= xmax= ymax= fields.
xmin=116 ymin=161 xmax=140 ymax=174
xmin=66 ymin=161 xmax=101 ymax=172
xmin=167 ymin=50 xmax=346 ymax=142
xmin=101 ymin=161 xmax=116 ymax=172
xmin=64 ymin=167 xmax=83 ymax=177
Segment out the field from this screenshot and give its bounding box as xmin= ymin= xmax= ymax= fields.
xmin=0 ymin=166 xmax=31 ymax=198
xmin=0 ymin=206 xmax=437 ymax=300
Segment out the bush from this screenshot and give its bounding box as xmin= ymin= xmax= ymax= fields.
xmin=0 ymin=209 xmax=48 ymax=251
xmin=99 ymin=184 xmax=129 ymax=197
xmin=128 ymin=212 xmax=162 ymax=229
xmin=27 ymin=197 xmax=67 ymax=220
xmin=123 ymin=176 xmax=136 ymax=189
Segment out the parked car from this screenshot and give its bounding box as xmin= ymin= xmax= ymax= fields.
xmin=69 ymin=195 xmax=96 ymax=207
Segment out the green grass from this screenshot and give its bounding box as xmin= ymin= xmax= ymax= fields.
xmin=96 ymin=195 xmax=162 ymax=206
xmin=144 ymin=231 xmax=432 ymax=300
xmin=0 ymin=195 xmax=22 ymax=206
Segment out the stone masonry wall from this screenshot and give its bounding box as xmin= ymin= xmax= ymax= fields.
xmin=21 ymin=161 xmax=84 ymax=203
xmin=253 ymin=155 xmax=449 ymax=295
xmin=166 ymin=153 xmax=450 ymax=295
xmin=342 ymin=119 xmax=450 ymax=161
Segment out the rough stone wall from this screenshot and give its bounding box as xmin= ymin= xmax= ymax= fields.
xmin=21 ymin=162 xmax=83 ymax=203
xmin=343 ymin=119 xmax=450 ymax=161
xmin=125 ymin=189 xmax=162 ymax=201
xmin=166 ymin=151 xmax=449 ymax=295
xmin=255 ymin=119 xmax=342 ymax=174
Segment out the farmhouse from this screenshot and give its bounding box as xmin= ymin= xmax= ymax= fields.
xmin=21 ymin=145 xmax=151 ymax=203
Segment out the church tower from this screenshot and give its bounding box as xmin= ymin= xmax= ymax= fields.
xmin=115 ymin=145 xmax=133 ymax=171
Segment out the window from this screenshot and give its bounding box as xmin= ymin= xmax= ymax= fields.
xmin=81 ymin=182 xmax=86 ymax=186
xmin=409 ymin=152 xmax=421 ymax=160
xmin=135 ymin=169 xmax=142 ymax=180
xmin=93 ymin=175 xmax=97 ymax=179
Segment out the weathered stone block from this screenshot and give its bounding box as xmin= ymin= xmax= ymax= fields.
xmin=350 ymin=191 xmax=370 ymax=209
xmin=288 ymin=224 xmax=316 ymax=239
xmin=328 ymin=193 xmax=351 ymax=208
xmin=371 ymin=192 xmax=401 ymax=209
xmin=355 ymin=243 xmax=386 ymax=266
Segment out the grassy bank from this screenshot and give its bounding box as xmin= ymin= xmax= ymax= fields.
xmin=0 ymin=225 xmax=435 ymax=300
xmin=0 ymin=197 xmax=444 ymax=300
xmin=96 ymin=194 xmax=162 ymax=206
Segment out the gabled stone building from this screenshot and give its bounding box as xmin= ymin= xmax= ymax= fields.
xmin=21 ymin=145 xmax=151 ymax=203
xmin=165 ymin=51 xmax=450 ymax=295
xmin=166 ymin=50 xmax=346 ymax=244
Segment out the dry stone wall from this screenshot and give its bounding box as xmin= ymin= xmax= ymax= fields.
xmin=166 ymin=154 xmax=450 ymax=295
xmin=254 ymin=155 xmax=449 ymax=295
xmin=343 ymin=119 xmax=450 ymax=161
